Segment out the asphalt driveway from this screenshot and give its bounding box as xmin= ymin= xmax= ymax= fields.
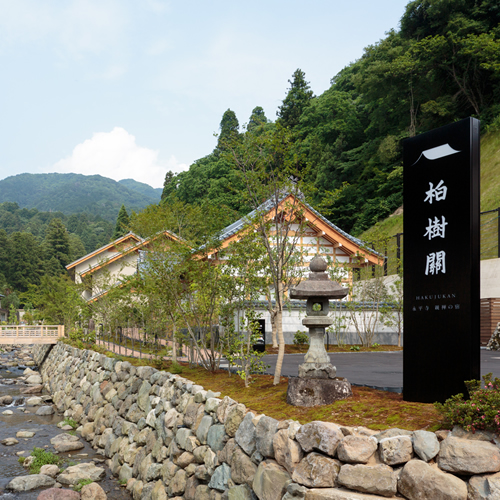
xmin=262 ymin=349 xmax=500 ymax=393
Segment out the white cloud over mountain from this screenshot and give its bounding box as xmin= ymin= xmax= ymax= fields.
xmin=51 ymin=127 xmax=187 ymax=188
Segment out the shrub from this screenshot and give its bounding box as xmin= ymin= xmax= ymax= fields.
xmin=29 ymin=447 xmax=62 ymax=474
xmin=435 ymin=373 xmax=500 ymax=433
xmin=350 ymin=345 xmax=360 ymax=351
xmin=62 ymin=418 xmax=78 ymax=429
xmin=293 ymin=331 xmax=309 ymax=346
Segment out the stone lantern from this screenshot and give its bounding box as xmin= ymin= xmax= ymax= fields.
xmin=286 ymin=256 xmax=353 ymax=406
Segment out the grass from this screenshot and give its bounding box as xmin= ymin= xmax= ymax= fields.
xmin=74 ymin=479 xmax=93 ymax=492
xmin=62 ymin=338 xmax=440 ymax=431
xmin=96 ymin=350 xmax=441 ymax=432
xmin=61 ymin=418 xmax=79 ymax=429
xmin=29 ymin=447 xmax=62 ymax=474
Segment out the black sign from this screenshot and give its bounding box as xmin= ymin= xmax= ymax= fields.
xmin=403 ymin=117 xmax=480 ymax=403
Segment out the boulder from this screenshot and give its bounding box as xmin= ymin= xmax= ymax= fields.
xmin=468 ymin=471 xmax=500 ymax=499
xmin=438 ymin=436 xmax=500 ymax=475
xmin=336 ymin=436 xmax=377 ymax=464
xmin=225 ymin=404 xmax=247 ymax=437
xmin=412 ymin=430 xmax=439 ymax=462
xmin=36 ymin=488 xmax=81 ymax=499
xmin=36 ymin=405 xmax=55 ymax=416
xmin=57 ymin=462 xmax=105 ymax=486
xmin=398 ymin=459 xmax=467 ymax=500
xmin=296 ymin=421 xmax=343 ymax=457
xmin=337 ymin=464 xmax=398 ymax=497
xmin=39 ymin=464 xmax=60 ymax=478
xmin=231 ymin=447 xmax=257 ymax=487
xmin=378 ymin=435 xmax=413 ymax=466
xmin=253 ymin=460 xmax=291 ymax=500
xmin=255 ymin=415 xmax=279 ymax=458
xmin=273 ymin=428 xmax=304 ymax=474
xmin=292 ymin=452 xmax=341 ymax=488
xmin=80 ymin=482 xmax=107 ymax=500
xmin=50 ymin=433 xmax=85 ymax=453
xmin=235 ymin=412 xmax=256 ymax=456
xmin=208 ymin=463 xmax=232 ymax=491
xmin=7 ymin=474 xmax=55 ymax=491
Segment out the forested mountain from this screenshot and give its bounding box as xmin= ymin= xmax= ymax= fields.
xmin=0 ymin=202 xmax=114 ymax=255
xmin=118 ymin=179 xmax=162 ymax=201
xmin=162 ymin=0 xmax=500 ymax=236
xmin=0 ymin=173 xmax=160 ymax=221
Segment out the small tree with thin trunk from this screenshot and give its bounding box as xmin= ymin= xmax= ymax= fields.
xmin=226 ymin=125 xmax=309 ymax=385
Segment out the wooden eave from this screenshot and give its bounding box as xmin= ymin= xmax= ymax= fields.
xmin=66 ymin=233 xmax=143 ymax=271
xmin=79 ymin=230 xmax=182 ymax=278
xmin=210 ymin=195 xmax=381 ymax=266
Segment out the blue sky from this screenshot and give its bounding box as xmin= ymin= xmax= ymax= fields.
xmin=0 ymin=0 xmax=410 ymax=188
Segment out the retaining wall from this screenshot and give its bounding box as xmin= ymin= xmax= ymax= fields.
xmin=37 ymin=342 xmax=500 ymax=499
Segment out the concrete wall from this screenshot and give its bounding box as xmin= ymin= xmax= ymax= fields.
xmin=481 ymin=258 xmax=500 ymax=299
xmin=36 ymin=342 xmax=497 ymax=499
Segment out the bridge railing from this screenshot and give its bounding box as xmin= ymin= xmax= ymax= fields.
xmin=0 ymin=325 xmax=65 ymax=344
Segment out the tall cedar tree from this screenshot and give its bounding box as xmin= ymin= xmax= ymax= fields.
xmin=277 ymin=69 xmax=314 ymax=129
xmin=217 ymin=109 xmax=240 ymax=150
xmin=112 ymin=205 xmax=130 ymax=240
xmin=44 ymin=218 xmax=71 ymax=273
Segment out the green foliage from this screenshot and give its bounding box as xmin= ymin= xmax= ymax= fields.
xmin=18 ymin=456 xmax=25 ymax=464
xmin=0 ymin=173 xmax=158 ymax=222
xmin=73 ymin=479 xmax=93 ymax=492
xmin=62 ymin=418 xmax=79 ymax=429
xmin=44 ymin=218 xmax=71 ymax=273
xmin=169 ymin=361 xmax=183 ymax=374
xmin=350 ymin=345 xmax=361 ymax=351
xmin=293 ymin=331 xmax=309 ymax=346
xmin=29 ymin=447 xmax=62 ymax=474
xmin=435 ymin=373 xmax=500 ymax=433
xmin=112 ymin=204 xmax=130 ymax=240
xmin=277 ymin=69 xmax=314 ymax=129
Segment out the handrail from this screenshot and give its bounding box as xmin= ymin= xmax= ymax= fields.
xmin=0 ymin=325 xmax=65 ymax=344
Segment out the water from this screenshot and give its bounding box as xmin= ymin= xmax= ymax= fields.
xmin=0 ymin=347 xmax=132 ymax=499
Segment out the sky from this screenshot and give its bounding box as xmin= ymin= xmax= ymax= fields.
xmin=0 ymin=0 xmax=410 ymax=189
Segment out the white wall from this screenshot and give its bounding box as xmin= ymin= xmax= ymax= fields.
xmin=481 ymin=258 xmax=500 ymax=299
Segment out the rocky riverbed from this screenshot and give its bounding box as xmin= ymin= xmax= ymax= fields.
xmin=0 ymin=345 xmax=132 ymax=500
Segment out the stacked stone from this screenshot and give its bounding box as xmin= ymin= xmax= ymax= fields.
xmin=39 ymin=343 xmax=500 ymax=500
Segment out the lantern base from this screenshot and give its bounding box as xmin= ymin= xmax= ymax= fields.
xmin=299 ymin=362 xmax=336 ymax=379
xmin=286 ymin=376 xmax=352 ymax=407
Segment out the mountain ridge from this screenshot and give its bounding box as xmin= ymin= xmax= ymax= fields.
xmin=0 ymin=173 xmax=161 ymax=221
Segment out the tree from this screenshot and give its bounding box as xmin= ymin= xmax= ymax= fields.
xmin=30 ymin=274 xmax=86 ymax=330
xmin=277 ymin=69 xmax=314 ymax=129
xmin=226 ymin=125 xmax=310 ymax=384
xmin=247 ymin=106 xmax=268 ymax=133
xmin=9 ymin=232 xmax=44 ymax=292
xmin=44 ymin=218 xmax=71 ymax=274
xmin=161 ymin=171 xmax=177 ymax=202
xmin=217 ymin=109 xmax=241 ymax=150
xmin=112 ymin=205 xmax=130 ymax=240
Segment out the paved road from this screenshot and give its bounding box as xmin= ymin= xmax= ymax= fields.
xmin=262 ymin=350 xmax=500 ymax=393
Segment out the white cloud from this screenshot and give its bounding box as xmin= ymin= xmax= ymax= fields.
xmin=0 ymin=0 xmax=127 ymax=57
xmin=51 ymin=127 xmax=187 ymax=188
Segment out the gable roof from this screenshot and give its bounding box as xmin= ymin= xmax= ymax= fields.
xmin=66 ymin=232 xmax=144 ymax=270
xmin=68 ymin=229 xmax=183 ymax=278
xmin=216 ymin=193 xmax=381 ymax=265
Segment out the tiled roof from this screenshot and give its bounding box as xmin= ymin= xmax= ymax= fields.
xmin=217 ymin=194 xmax=368 ymax=250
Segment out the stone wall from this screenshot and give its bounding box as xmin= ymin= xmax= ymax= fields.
xmin=32 ymin=344 xmax=54 ymax=366
xmin=39 ymin=342 xmax=500 ymax=499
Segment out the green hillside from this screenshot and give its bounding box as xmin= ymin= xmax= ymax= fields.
xmin=360 ymin=128 xmax=500 ymax=263
xmin=0 ymin=173 xmax=160 ymax=221
xmin=118 ymin=178 xmax=162 ymax=201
